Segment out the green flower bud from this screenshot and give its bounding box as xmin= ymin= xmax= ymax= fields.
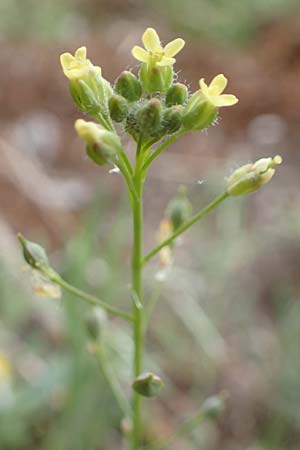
xmin=132 ymin=372 xmax=164 ymax=398
xmin=166 ymin=83 xmax=188 ymax=107
xmin=18 ymin=233 xmax=49 ymax=269
xmin=182 ymin=93 xmax=218 ymax=131
xmin=75 ymin=119 xmax=122 ymax=165
xmin=115 ymin=71 xmax=142 ymax=102
xmin=85 ymin=308 xmax=107 ymax=340
xmin=202 ymin=393 xmax=226 ymax=419
xmin=166 ymin=186 xmax=192 ymax=231
xmin=109 ymin=94 xmax=128 ymax=122
xmin=162 ymin=105 xmax=183 ymax=134
xmin=139 ymin=63 xmax=173 ymax=94
xmin=137 ymin=98 xmax=162 ymax=138
xmin=227 ymin=155 xmax=282 ymax=196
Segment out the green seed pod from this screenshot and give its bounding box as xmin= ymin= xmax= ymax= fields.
xmin=166 ymin=186 xmax=192 ymax=231
xmin=115 ymin=71 xmax=142 ymax=102
xmin=162 ymin=105 xmax=183 ymax=134
xmin=132 ymin=372 xmax=164 ymax=398
xmin=109 ymin=94 xmax=128 ymax=122
xmin=182 ymin=93 xmax=218 ymax=131
xmin=139 ymin=63 xmax=173 ymax=94
xmin=137 ymin=98 xmax=162 ymax=137
xmin=18 ymin=233 xmax=49 ymax=269
xmin=166 ymin=83 xmax=188 ymax=107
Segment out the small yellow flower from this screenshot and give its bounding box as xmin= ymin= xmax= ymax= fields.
xmin=75 ymin=119 xmax=104 ymax=144
xmin=60 ymin=46 xmax=101 ymax=80
xmin=199 ymin=74 xmax=238 ymax=107
xmin=132 ymin=28 xmax=185 ymax=67
xmin=0 ymin=353 xmax=12 ymax=381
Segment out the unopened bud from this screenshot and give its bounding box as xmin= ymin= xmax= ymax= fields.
xmin=182 ymin=93 xmax=218 ymax=131
xmin=18 ymin=233 xmax=48 ymax=269
xmin=139 ymin=64 xmax=173 ymax=93
xmin=166 ymin=83 xmax=188 ymax=106
xmin=85 ymin=308 xmax=107 ymax=340
xmin=132 ymin=372 xmax=164 ymax=398
xmin=166 ymin=186 xmax=192 ymax=231
xmin=162 ymin=105 xmax=183 ymax=134
xmin=115 ymin=71 xmax=142 ymax=102
xmin=109 ymin=94 xmax=128 ymax=122
xmin=202 ymin=393 xmax=226 ymax=419
xmin=75 ymin=119 xmax=122 ymax=165
xmin=137 ymin=99 xmax=162 ymax=138
xmin=227 ymin=155 xmax=282 ymax=196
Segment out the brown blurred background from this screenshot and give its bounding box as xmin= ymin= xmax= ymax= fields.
xmin=1 ymin=1 xmax=300 ymax=449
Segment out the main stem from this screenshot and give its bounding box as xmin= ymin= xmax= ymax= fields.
xmin=131 ymin=169 xmax=144 ymax=449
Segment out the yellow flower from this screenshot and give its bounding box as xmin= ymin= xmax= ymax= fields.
xmin=132 ymin=28 xmax=185 ymax=67
xmin=60 ymin=46 xmax=101 ymax=80
xmin=0 ymin=353 xmax=11 ymax=381
xmin=199 ymin=74 xmax=238 ymax=107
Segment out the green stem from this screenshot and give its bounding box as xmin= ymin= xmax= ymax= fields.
xmin=53 ymin=276 xmax=133 ymax=322
xmin=142 ymin=192 xmax=229 ymax=265
xmin=131 ymin=163 xmax=144 ymax=449
xmin=141 ymin=130 xmax=186 ymax=173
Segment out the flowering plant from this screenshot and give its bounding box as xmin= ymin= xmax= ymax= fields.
xmin=19 ymin=28 xmax=281 ymax=450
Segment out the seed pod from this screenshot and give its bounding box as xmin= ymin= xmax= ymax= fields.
xmin=166 ymin=83 xmax=188 ymax=106
xmin=109 ymin=94 xmax=128 ymax=122
xmin=162 ymin=105 xmax=183 ymax=134
xmin=115 ymin=71 xmax=142 ymax=102
xmin=18 ymin=234 xmax=49 ymax=269
xmin=136 ymin=98 xmax=162 ymax=137
xmin=166 ymin=186 xmax=192 ymax=231
xmin=85 ymin=308 xmax=107 ymax=340
xmin=139 ymin=64 xmax=173 ymax=93
xmin=132 ymin=372 xmax=164 ymax=398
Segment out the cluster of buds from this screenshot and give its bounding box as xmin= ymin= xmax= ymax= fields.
xmin=60 ymin=28 xmax=240 ymax=165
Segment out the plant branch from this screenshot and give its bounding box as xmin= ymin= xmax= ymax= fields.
xmin=51 ymin=275 xmax=133 ymax=322
xmin=142 ymin=192 xmax=229 ymax=265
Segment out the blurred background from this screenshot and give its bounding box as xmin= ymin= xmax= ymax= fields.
xmin=1 ymin=1 xmax=300 ymax=449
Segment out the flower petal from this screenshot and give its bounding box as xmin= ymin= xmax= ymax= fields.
xmin=142 ymin=28 xmax=162 ymax=52
xmin=60 ymin=52 xmax=74 ymax=71
xmin=199 ymin=78 xmax=210 ymax=97
xmin=164 ymin=38 xmax=185 ymax=57
xmin=75 ymin=46 xmax=87 ymax=61
xmin=211 ymin=94 xmax=239 ymax=107
xmin=132 ymin=45 xmax=149 ymax=63
xmin=156 ymin=56 xmax=176 ymax=67
xmin=209 ymin=74 xmax=228 ymax=95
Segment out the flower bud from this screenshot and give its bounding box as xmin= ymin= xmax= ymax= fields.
xmin=75 ymin=119 xmax=122 ymax=165
xmin=85 ymin=308 xmax=107 ymax=340
xmin=166 ymin=186 xmax=192 ymax=231
xmin=109 ymin=94 xmax=128 ymax=122
xmin=166 ymin=83 xmax=188 ymax=107
xmin=18 ymin=233 xmax=49 ymax=269
xmin=227 ymin=155 xmax=282 ymax=196
xmin=182 ymin=93 xmax=218 ymax=131
xmin=115 ymin=71 xmax=142 ymax=102
xmin=162 ymin=105 xmax=183 ymax=134
xmin=202 ymin=393 xmax=226 ymax=419
xmin=132 ymin=372 xmax=164 ymax=398
xmin=137 ymin=98 xmax=162 ymax=138
xmin=139 ymin=63 xmax=173 ymax=93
